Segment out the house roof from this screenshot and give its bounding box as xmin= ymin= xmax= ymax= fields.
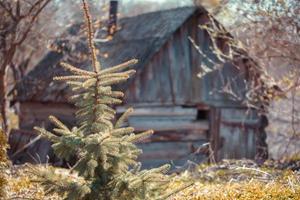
xmin=15 ymin=6 xmax=203 ymax=103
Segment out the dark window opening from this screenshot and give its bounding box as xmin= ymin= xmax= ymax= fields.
xmin=197 ymin=109 xmax=209 ymax=120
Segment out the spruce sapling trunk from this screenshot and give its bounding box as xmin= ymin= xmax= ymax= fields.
xmin=30 ymin=1 xmax=190 ymax=199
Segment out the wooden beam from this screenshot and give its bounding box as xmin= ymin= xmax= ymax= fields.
xmin=130 ymin=119 xmax=209 ymax=131
xmin=142 ymin=129 xmax=208 ymax=143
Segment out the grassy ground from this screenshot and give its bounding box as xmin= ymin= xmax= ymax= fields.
xmin=170 ymin=160 xmax=300 ymax=200
xmin=5 ymin=160 xmax=300 ymax=200
xmin=0 ymin=130 xmax=9 ymax=199
xmin=6 ymin=165 xmax=59 ymax=200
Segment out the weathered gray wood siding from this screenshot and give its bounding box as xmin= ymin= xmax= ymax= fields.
xmin=124 ymin=12 xmax=248 ymax=108
xmin=18 ymin=102 xmax=76 ymax=130
xmin=201 ymin=62 xmax=248 ymax=107
xmin=210 ymin=107 xmax=258 ymax=160
xmin=124 ymin=13 xmax=205 ymax=105
xmin=13 ymin=103 xmax=209 ymax=168
xmin=121 ymin=106 xmax=209 ymax=168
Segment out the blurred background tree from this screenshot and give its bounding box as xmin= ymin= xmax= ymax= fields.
xmin=0 ymin=0 xmax=51 ymax=134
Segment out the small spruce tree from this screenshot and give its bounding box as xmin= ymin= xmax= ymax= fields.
xmin=31 ymin=1 xmax=188 ymax=199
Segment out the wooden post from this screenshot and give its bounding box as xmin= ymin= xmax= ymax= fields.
xmin=209 ymin=107 xmax=221 ymax=162
xmin=107 ymin=0 xmax=118 ymax=36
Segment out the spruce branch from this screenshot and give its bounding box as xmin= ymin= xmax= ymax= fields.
xmin=98 ymin=70 xmax=136 ymax=79
xmin=115 ymin=107 xmax=134 ymax=128
xmin=129 ymin=130 xmax=154 ymax=143
xmin=81 ymin=0 xmax=100 ymax=73
xmin=110 ymin=91 xmax=124 ymax=98
xmin=30 ymin=165 xmax=91 ymax=199
xmin=99 ymin=59 xmax=138 ymax=75
xmin=54 ymin=75 xmax=92 ymax=81
xmin=34 ymin=127 xmax=60 ymax=143
xmin=49 ymin=115 xmax=69 ymax=131
xmin=98 ymin=76 xmax=131 ymax=86
xmin=60 ymin=62 xmax=96 ymax=76
xmin=111 ymin=127 xmax=135 ymax=136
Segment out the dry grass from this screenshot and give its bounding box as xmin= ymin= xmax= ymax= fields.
xmin=5 ymin=160 xmax=300 ymax=200
xmin=170 ymin=160 xmax=300 ymax=200
xmin=6 ymin=165 xmax=60 ymax=200
xmin=171 ymin=179 xmax=300 ymax=200
xmin=0 ymin=129 xmax=8 ymax=199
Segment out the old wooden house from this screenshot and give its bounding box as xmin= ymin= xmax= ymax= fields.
xmin=10 ymin=5 xmax=266 ymax=168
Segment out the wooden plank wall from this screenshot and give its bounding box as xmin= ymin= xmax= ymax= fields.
xmin=14 ymin=103 xmax=210 ymax=168
xmin=124 ymin=12 xmax=208 ymax=105
xmin=123 ymin=12 xmax=249 ymax=108
xmin=138 ymin=141 xmax=206 ymax=168
xmin=19 ymin=102 xmax=76 ymax=130
xmin=118 ymin=106 xmax=209 ymax=168
xmin=211 ymin=107 xmax=258 ymax=161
